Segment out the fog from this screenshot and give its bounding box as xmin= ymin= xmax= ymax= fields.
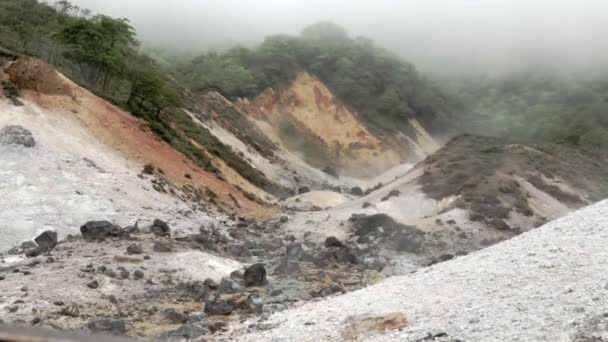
xmin=69 ymin=0 xmax=608 ymax=74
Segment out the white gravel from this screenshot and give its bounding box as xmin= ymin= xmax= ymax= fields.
xmin=0 ymin=99 xmax=215 ymax=252
xmin=227 ymin=199 xmax=608 ymax=342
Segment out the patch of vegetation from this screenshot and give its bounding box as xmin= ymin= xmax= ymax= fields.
xmin=419 ymin=134 xmax=608 ymax=228
xmin=170 ymin=22 xmax=451 ymax=136
xmin=0 ymin=0 xmax=287 ymax=198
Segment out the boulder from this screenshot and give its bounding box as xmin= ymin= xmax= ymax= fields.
xmin=0 ymin=125 xmax=35 ymax=147
xmin=204 ymin=301 xmax=233 ymax=316
xmin=161 ymin=308 xmax=188 ymax=324
xmin=126 ymin=243 xmax=143 ymax=255
xmin=34 ymin=230 xmax=57 ymax=251
xmin=151 ymin=219 xmax=171 ymax=237
xmin=325 ymin=236 xmax=344 ymax=248
xmin=243 ymin=263 xmax=268 ymax=287
xmin=350 ymin=186 xmax=364 ymax=196
xmin=80 ymin=221 xmax=121 ymax=241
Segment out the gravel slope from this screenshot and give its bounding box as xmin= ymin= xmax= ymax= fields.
xmin=225 ymin=199 xmax=608 ymax=342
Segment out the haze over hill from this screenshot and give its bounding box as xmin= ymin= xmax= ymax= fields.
xmin=70 ymin=0 xmax=608 ymax=74
xmin=1 ymin=1 xmax=608 ymax=341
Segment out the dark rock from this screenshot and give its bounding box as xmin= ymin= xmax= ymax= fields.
xmin=60 ymin=303 xmax=80 ymax=317
xmin=87 ymin=280 xmax=100 ymax=289
xmin=116 ymin=267 xmax=129 ymax=279
xmin=86 ymin=318 xmax=127 ymax=335
xmin=298 ymin=186 xmax=310 ymax=194
xmin=80 ymin=221 xmax=121 ymax=241
xmin=25 ymin=247 xmax=43 ymax=258
xmin=325 ymin=236 xmax=344 ymax=248
xmin=218 ymin=277 xmax=242 ymax=294
xmin=204 ymin=301 xmax=233 ymax=316
xmin=322 ymin=166 xmax=338 ymax=178
xmin=153 ymin=241 xmax=173 ymax=253
xmin=126 ymin=244 xmax=143 ymax=255
xmin=161 ymin=308 xmax=188 ymax=324
xmin=279 ymin=216 xmax=289 ymax=223
xmin=53 ymin=301 xmax=64 ymax=306
xmin=0 ymin=125 xmax=35 ymax=147
xmin=244 ymin=263 xmax=267 ymax=287
xmin=203 ymin=278 xmax=218 ymax=290
xmin=34 ymin=230 xmax=57 ymax=251
xmin=350 ymin=186 xmax=364 ymax=196
xmin=151 ymin=219 xmax=171 ymax=237
xmin=133 ymin=270 xmax=144 ymax=280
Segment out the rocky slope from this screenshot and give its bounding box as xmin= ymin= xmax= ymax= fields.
xmin=220 ymin=199 xmax=608 ymax=341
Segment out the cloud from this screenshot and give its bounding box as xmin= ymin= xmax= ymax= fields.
xmin=68 ymin=0 xmax=608 ymax=73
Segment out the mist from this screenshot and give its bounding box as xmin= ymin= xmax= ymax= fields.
xmin=68 ymin=0 xmax=608 ymax=75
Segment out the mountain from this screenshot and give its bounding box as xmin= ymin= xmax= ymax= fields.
xmin=1 ymin=1 xmax=608 ymax=341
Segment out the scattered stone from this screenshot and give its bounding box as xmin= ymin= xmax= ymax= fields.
xmin=298 ymin=186 xmax=310 ymax=194
xmin=0 ymin=125 xmax=35 ymax=147
xmin=325 ymin=236 xmax=344 ymax=248
xmin=203 ymin=278 xmax=218 ymax=290
xmin=244 ymin=263 xmax=268 ymax=287
xmin=53 ymin=300 xmax=64 ymax=306
xmin=86 ymin=318 xmax=127 ymax=335
xmin=87 ymin=280 xmax=100 ymax=289
xmin=59 ymin=303 xmax=80 ymax=317
xmin=34 ymin=230 xmax=58 ymax=251
xmin=350 ymin=186 xmax=364 ymax=196
xmin=116 ymin=267 xmax=130 ymax=279
xmin=153 ymin=241 xmax=173 ymax=253
xmin=133 ymin=270 xmax=144 ymax=280
xmin=218 ymin=277 xmax=242 ymax=294
xmin=126 ymin=243 xmax=143 ymax=255
xmin=204 ymin=301 xmax=233 ymax=316
xmin=80 ymin=221 xmax=122 ymax=241
xmin=161 ymin=322 xmax=208 ymax=340
xmin=151 ymin=219 xmax=171 ymax=237
xmin=161 ymin=308 xmax=188 ymax=324
xmin=341 ymin=312 xmax=409 ymax=341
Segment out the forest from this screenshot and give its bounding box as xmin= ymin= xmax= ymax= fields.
xmin=2 ymin=0 xmax=607 ymax=148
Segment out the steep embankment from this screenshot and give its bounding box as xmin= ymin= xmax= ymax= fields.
xmin=222 ymin=199 xmax=608 ymax=341
xmin=239 ymin=72 xmax=438 ymax=178
xmin=3 ymin=57 xmax=273 ymax=216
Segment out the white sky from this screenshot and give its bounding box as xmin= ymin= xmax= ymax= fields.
xmin=68 ymin=0 xmax=608 ymax=74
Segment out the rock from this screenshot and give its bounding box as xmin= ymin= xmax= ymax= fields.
xmin=59 ymin=303 xmax=80 ymax=317
xmin=279 ymin=216 xmax=289 ymax=223
xmin=53 ymin=301 xmax=64 ymax=306
xmin=0 ymin=125 xmax=35 ymax=147
xmin=87 ymin=280 xmax=100 ymax=289
xmin=151 ymin=219 xmax=171 ymax=237
xmin=203 ymin=278 xmax=218 ymax=290
xmin=322 ymin=166 xmax=338 ymax=178
xmin=204 ymin=301 xmax=233 ymax=316
xmin=298 ymin=186 xmax=310 ymax=194
xmin=86 ymin=318 xmax=127 ymax=335
xmin=325 ymin=236 xmax=344 ymax=248
xmin=20 ymin=241 xmax=37 ymax=250
xmin=244 ymin=263 xmax=268 ymax=287
xmin=341 ymin=312 xmax=409 ymax=341
xmin=133 ymin=270 xmax=144 ymax=280
xmin=25 ymin=247 xmax=43 ymax=258
xmin=80 ymin=221 xmax=121 ymax=241
xmin=161 ymin=322 xmax=209 ymax=340
xmin=246 ymin=294 xmax=264 ymax=313
xmin=230 ymin=270 xmax=244 ymax=280
xmin=34 ymin=230 xmax=57 ymax=251
xmin=116 ymin=267 xmax=129 ymax=279
xmin=153 ymin=241 xmax=173 ymax=253
xmin=126 ymin=243 xmax=143 ymax=255
xmin=350 ymin=186 xmax=364 ymax=196
xmin=161 ymin=308 xmax=188 ymax=324
xmin=218 ymin=277 xmax=242 ymax=294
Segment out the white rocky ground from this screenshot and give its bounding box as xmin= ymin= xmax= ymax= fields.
xmin=0 ymin=99 xmax=215 ymax=252
xmin=223 ymin=199 xmax=608 ymax=342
